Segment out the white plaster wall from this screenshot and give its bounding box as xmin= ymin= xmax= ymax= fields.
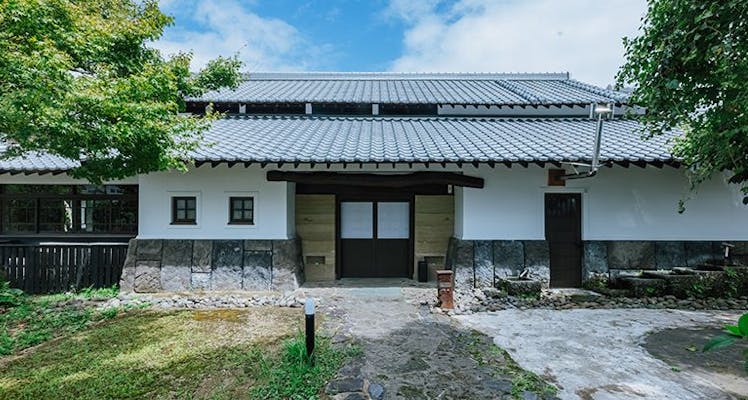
xmin=137 ymin=165 xmax=293 ymax=239
xmin=455 ymin=165 xmax=748 ymax=241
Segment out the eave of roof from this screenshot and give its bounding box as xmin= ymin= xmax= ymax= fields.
xmin=0 ymin=115 xmax=680 ymax=175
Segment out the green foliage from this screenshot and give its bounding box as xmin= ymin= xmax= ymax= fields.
xmin=0 ymin=277 xmax=25 ymax=307
xmin=703 ymin=313 xmax=748 ymax=373
xmin=248 ymin=334 xmax=358 ymax=400
xmin=724 ymin=267 xmax=740 ymax=298
xmin=0 ymin=285 xmax=121 ymax=356
xmin=687 ymin=282 xmax=706 ymax=298
xmin=0 ymin=0 xmax=242 ymax=183
xmin=617 ymin=0 xmax=748 ymax=207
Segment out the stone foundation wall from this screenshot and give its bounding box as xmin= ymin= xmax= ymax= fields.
xmin=120 ymin=238 xmax=304 ymax=293
xmin=445 ymin=238 xmax=550 ymax=288
xmin=446 ymin=237 xmax=748 ymax=289
xmin=584 ymin=241 xmax=748 ymax=280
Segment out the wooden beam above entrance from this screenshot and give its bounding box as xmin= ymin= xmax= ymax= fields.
xmin=267 ymin=171 xmax=485 ymax=188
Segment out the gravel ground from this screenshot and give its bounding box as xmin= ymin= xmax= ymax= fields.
xmin=458 ymin=308 xmax=746 ymax=400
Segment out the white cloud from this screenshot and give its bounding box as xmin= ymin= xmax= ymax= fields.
xmin=152 ymin=0 xmax=336 ymax=71
xmin=387 ymin=0 xmax=647 ymax=86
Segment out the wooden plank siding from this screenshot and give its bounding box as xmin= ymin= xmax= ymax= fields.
xmin=295 ymin=194 xmax=336 ymax=281
xmin=0 ymin=244 xmax=127 ymax=294
xmin=414 ymin=195 xmax=454 ymax=281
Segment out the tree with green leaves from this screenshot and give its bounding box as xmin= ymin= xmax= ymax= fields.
xmin=0 ymin=0 xmax=242 ymax=183
xmin=617 ymin=0 xmax=748 ymax=207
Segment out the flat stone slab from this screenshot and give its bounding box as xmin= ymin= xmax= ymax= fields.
xmin=304 ymin=286 xmax=542 ymax=399
xmin=460 ymin=309 xmax=742 ymax=400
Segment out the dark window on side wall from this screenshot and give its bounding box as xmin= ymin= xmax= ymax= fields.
xmin=229 ymin=197 xmax=254 ymax=224
xmin=0 ymin=185 xmax=138 ymax=235
xmin=172 ymin=197 xmax=197 ymax=225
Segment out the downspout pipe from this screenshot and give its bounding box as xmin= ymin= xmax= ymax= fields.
xmin=563 ymin=104 xmax=612 ymax=180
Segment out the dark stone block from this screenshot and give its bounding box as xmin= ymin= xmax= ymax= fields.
xmin=162 ymin=240 xmax=193 ymax=267
xmin=272 ymin=239 xmax=301 ymax=268
xmin=454 ymin=240 xmax=474 ymax=269
xmin=452 ymin=239 xmax=474 ymax=289
xmin=134 ymin=260 xmax=161 ymax=292
xmin=212 ymin=266 xmax=243 ymax=290
xmin=325 ymin=378 xmax=365 ymax=395
xmin=212 ymin=240 xmax=243 ymax=269
xmin=654 ymin=241 xmax=686 ymax=269
xmin=621 ymin=277 xmax=666 ymax=297
xmin=473 ymin=240 xmax=494 ymax=288
xmin=160 ymin=265 xmax=191 ymax=291
xmin=244 ymin=240 xmax=272 ymax=251
xmin=685 ymin=241 xmax=717 ymax=267
xmin=493 ymin=240 xmax=524 ymax=277
xmin=608 ymin=241 xmax=655 ymax=270
xmin=642 ymin=271 xmax=703 ymax=299
xmin=192 ymin=240 xmax=212 ymax=273
xmin=137 ymin=239 xmax=162 ymax=261
xmin=733 ymin=241 xmax=748 ymax=265
xmin=445 ymin=237 xmax=458 ymax=269
xmin=524 ymin=241 xmax=550 ymax=269
xmin=498 ymin=277 xmax=542 ymax=297
xmin=272 ymin=239 xmax=303 ymax=290
xmin=243 ymin=251 xmax=272 ymax=290
xmin=119 ymin=239 xmax=138 ymax=291
xmin=582 ymin=241 xmax=608 ymax=279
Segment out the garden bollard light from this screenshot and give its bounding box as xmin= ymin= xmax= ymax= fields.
xmin=305 ymin=298 xmax=315 ymax=365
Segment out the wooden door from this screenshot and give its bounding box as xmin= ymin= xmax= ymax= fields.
xmin=545 ymin=193 xmax=582 ymax=287
xmin=339 ymin=200 xmax=411 ymax=278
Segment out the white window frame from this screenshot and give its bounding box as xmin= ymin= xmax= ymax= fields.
xmin=166 ymin=191 xmax=201 ymax=229
xmin=224 ymin=191 xmax=259 ymax=229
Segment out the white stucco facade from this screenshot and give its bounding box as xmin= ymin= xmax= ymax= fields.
xmin=136 ymin=164 xmax=294 ymax=240
xmin=454 ymin=165 xmax=748 ymax=241
xmin=4 ymin=163 xmax=746 ymax=242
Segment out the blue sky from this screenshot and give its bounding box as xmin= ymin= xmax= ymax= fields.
xmin=154 ymin=0 xmax=647 ymax=86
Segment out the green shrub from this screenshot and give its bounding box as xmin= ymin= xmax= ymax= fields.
xmin=0 ymin=278 xmax=25 ymax=308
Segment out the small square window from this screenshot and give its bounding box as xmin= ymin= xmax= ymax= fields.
xmin=229 ymin=197 xmax=254 ymax=225
xmin=172 ymin=196 xmax=197 ymax=225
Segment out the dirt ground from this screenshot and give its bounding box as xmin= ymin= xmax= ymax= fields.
xmin=645 ymin=327 xmax=748 ymax=399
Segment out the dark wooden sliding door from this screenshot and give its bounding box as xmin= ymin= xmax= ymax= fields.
xmin=338 ymin=198 xmax=412 ymax=278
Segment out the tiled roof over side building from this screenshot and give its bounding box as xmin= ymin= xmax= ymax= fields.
xmin=187 ymin=72 xmax=629 ymax=106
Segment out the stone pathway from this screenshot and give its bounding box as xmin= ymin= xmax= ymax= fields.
xmin=298 ymin=285 xmax=558 ymax=400
xmin=458 ymin=308 xmax=746 ymax=400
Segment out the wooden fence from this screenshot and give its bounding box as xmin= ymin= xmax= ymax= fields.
xmin=0 ymin=243 xmax=128 ymax=294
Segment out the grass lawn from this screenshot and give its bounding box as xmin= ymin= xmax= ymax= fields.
xmin=0 ymin=303 xmax=354 ymax=399
xmin=0 ymin=285 xmax=121 ymax=356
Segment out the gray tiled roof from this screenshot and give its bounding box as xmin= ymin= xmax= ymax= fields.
xmin=191 ymin=116 xmax=675 ymax=164
xmin=188 ymin=72 xmax=629 ymax=106
xmin=0 ymin=142 xmax=80 ymax=172
xmin=0 ymin=116 xmax=677 ymax=172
